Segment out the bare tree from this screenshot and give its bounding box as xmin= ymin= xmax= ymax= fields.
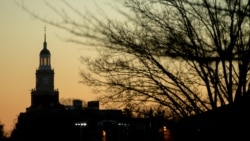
xmin=60 ymin=98 xmax=86 ymax=107
xmin=20 ymin=0 xmax=250 ymax=119
xmin=59 ymin=98 xmax=75 ymax=106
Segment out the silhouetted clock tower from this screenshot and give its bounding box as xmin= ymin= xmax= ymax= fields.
xmin=28 ymin=27 xmax=61 ymax=110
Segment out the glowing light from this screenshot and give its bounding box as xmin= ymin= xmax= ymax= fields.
xmin=163 ymin=126 xmax=167 ymax=132
xmin=75 ymin=122 xmax=87 ymax=127
xmin=102 ymin=130 xmax=106 ymax=137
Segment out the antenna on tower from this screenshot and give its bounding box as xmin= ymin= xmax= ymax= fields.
xmin=44 ymin=25 xmax=46 ymax=42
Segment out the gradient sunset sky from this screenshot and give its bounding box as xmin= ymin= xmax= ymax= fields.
xmin=0 ymin=0 xmax=120 ymax=133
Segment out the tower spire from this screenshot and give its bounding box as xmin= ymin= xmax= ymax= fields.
xmin=44 ymin=25 xmax=46 ymax=42
xmin=43 ymin=25 xmax=47 ymax=49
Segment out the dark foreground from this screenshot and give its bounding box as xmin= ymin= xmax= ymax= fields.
xmin=168 ymin=95 xmax=250 ymax=141
xmin=5 ymin=96 xmax=250 ymax=141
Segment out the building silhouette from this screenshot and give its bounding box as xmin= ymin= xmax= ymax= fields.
xmin=28 ymin=27 xmax=62 ymax=111
xmin=9 ymin=28 xmax=128 ymax=141
xmin=9 ymin=28 xmax=168 ymax=141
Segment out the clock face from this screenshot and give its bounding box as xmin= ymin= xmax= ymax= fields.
xmin=43 ymin=77 xmax=49 ymax=84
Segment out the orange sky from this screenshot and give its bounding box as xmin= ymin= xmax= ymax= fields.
xmin=0 ymin=0 xmax=120 ymax=134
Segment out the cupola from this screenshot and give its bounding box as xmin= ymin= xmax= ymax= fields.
xmin=39 ymin=27 xmax=51 ymax=70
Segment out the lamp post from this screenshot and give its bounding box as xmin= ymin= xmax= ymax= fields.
xmin=75 ymin=122 xmax=87 ymax=141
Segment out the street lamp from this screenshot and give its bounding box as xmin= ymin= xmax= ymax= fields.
xmin=75 ymin=121 xmax=87 ymax=141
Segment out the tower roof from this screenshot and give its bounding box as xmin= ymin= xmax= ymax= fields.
xmin=40 ymin=47 xmax=50 ymax=55
xmin=40 ymin=26 xmax=50 ymax=55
